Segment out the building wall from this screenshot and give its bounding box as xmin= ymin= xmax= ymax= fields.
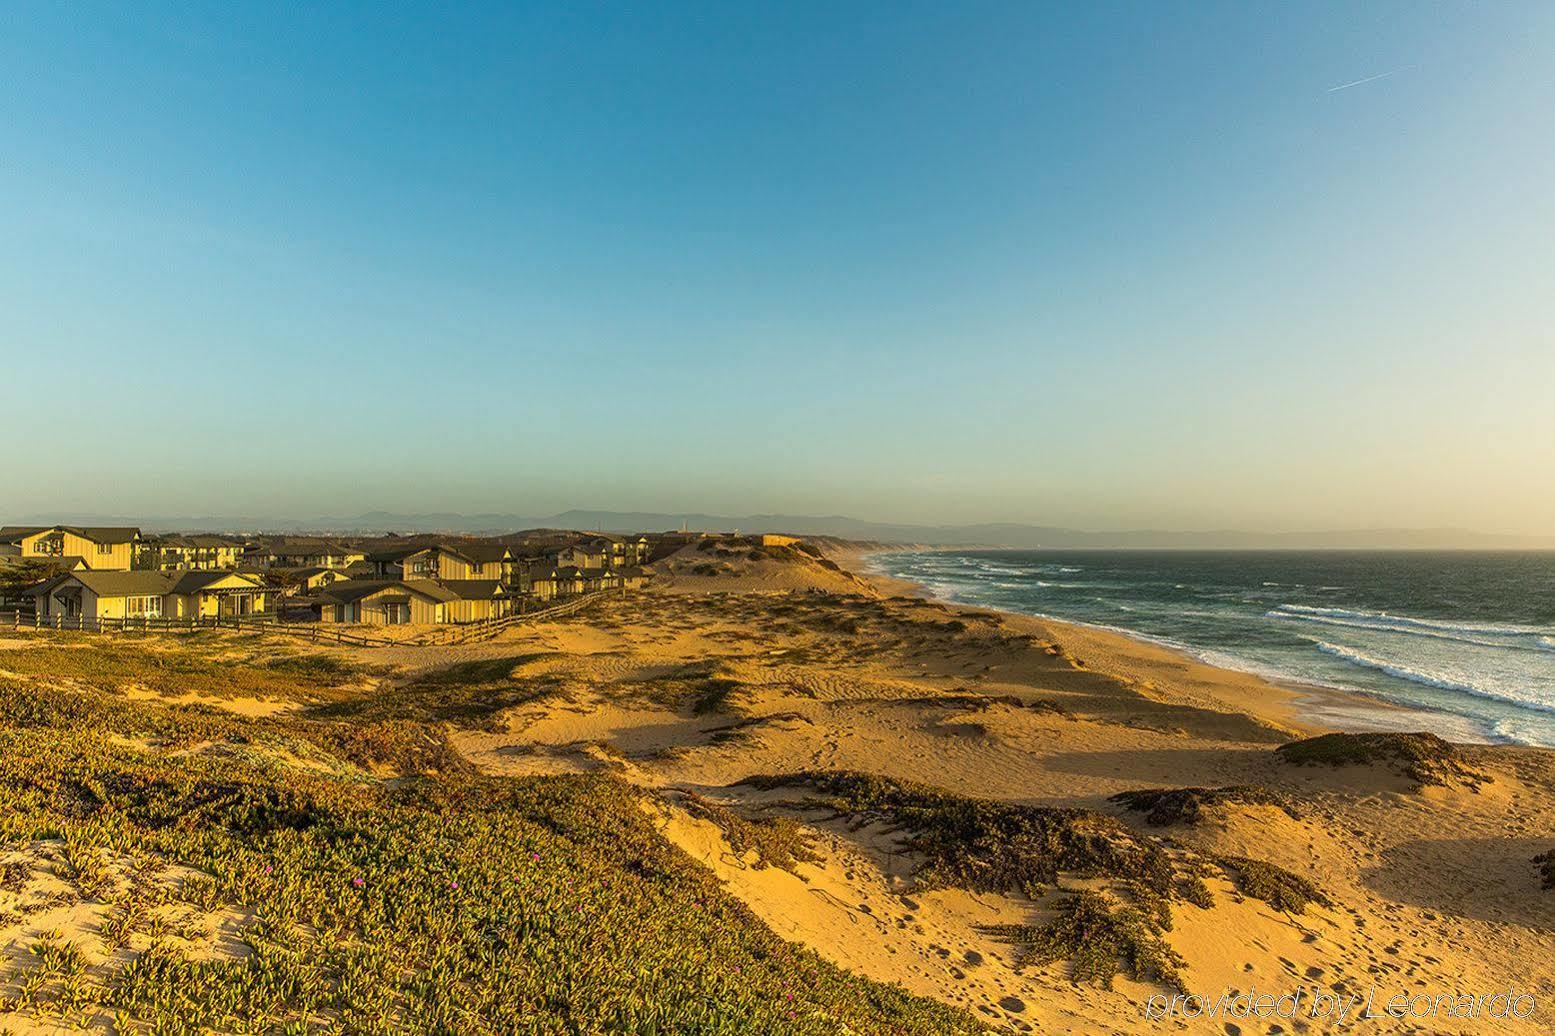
xmin=558 ymin=547 xmax=606 ymax=570
xmin=355 ymin=588 xmax=443 ymax=625
xmin=444 ymin=597 xmax=508 ymax=622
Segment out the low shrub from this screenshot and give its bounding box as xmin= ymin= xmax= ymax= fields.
xmin=1215 ymin=855 xmax=1330 ymax=913
xmin=1109 ymin=785 xmax=1296 ymax=826
xmin=1534 ymin=849 xmax=1555 ymax=890
xmin=986 ymin=891 xmax=1187 ymax=991
xmin=1275 ymin=732 xmax=1484 ymax=787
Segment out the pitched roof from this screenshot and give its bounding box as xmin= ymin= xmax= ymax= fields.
xmin=158 ymin=534 xmax=244 ymax=549
xmin=74 ymin=570 xmax=265 ymax=597
xmin=22 ymin=573 xmax=77 ymax=597
xmin=317 ymin=580 xmax=398 ymax=605
xmin=363 ymin=546 xmax=425 ymax=563
xmin=318 ymin=579 xmax=466 ymax=605
xmin=0 ymin=525 xmax=139 ymax=545
xmin=437 ymin=580 xmax=507 ymax=600
xmin=455 ymin=544 xmax=511 ymax=564
xmin=0 ymin=554 xmax=86 ymax=572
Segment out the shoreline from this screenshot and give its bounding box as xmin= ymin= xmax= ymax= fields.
xmin=840 ymin=546 xmax=1473 ymax=743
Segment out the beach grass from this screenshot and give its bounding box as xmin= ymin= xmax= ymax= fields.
xmin=0 ymin=650 xmax=983 ymax=1034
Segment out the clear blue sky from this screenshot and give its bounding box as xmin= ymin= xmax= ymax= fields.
xmin=3 ymin=2 xmax=1552 ymax=532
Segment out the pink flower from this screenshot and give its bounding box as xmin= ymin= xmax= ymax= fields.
xmin=450 ymin=880 xmax=460 ymax=890
xmin=352 ymin=877 xmax=365 ymax=888
xmin=262 ymin=865 xmax=273 ymax=875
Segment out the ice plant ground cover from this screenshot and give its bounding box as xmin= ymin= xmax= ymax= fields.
xmin=0 ymin=635 xmax=982 ymax=1034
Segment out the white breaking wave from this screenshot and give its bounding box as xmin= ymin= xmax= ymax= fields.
xmin=1313 ymin=641 xmax=1555 ymax=715
xmin=1491 ymin=718 xmax=1550 ymax=747
xmin=1271 ymin=604 xmax=1555 ymax=654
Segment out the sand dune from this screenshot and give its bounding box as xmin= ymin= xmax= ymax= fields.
xmin=326 ymin=545 xmax=1555 ymax=1032
xmin=5 ymin=544 xmax=1551 ymax=1033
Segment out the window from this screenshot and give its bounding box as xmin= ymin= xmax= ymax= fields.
xmin=126 ymin=595 xmax=163 ymax=618
xmin=98 ymin=542 xmax=112 ymax=554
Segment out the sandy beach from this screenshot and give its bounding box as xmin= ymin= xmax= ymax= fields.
xmin=382 ymin=542 xmax=1555 ymax=1030
xmin=3 ymin=539 xmax=1552 ymax=1033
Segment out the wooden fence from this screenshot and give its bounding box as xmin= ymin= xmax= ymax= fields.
xmin=0 ymin=590 xmax=616 ymax=649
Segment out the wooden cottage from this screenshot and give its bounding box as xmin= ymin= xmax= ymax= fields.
xmin=27 ymin=570 xmax=271 ymax=621
xmin=0 ymin=525 xmax=140 ymax=571
xmin=141 ymin=534 xmax=246 ymax=570
xmin=317 ymin=579 xmax=510 ymax=625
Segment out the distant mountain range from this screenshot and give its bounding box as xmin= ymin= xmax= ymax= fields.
xmin=7 ymin=510 xmax=1552 ymax=550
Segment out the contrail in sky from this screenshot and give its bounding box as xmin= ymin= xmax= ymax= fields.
xmin=1328 ymin=65 xmax=1417 ymax=92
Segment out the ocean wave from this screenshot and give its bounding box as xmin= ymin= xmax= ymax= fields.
xmin=1312 ymin=641 xmax=1555 ymax=715
xmin=1270 ymin=604 xmax=1555 ymax=653
xmin=1490 ymin=718 xmax=1551 ymax=747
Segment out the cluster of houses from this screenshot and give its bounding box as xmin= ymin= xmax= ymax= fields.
xmin=0 ymin=524 xmax=662 ymax=627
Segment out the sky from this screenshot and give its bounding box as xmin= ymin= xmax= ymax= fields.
xmin=2 ymin=2 xmax=1552 ymax=534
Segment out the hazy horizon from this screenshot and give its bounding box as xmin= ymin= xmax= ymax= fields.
xmin=4 ymin=3 xmax=1552 ymax=535
xmin=4 ymin=506 xmax=1552 ymax=551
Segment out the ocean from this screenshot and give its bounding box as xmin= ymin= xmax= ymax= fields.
xmin=868 ymin=550 xmax=1555 ymax=747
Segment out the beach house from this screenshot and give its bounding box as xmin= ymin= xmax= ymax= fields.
xmin=458 ymin=543 xmax=515 ymax=582
xmin=316 ymin=579 xmax=510 ymax=625
xmin=556 ymin=541 xmax=609 ymax=570
xmin=245 ymin=540 xmax=366 ymax=570
xmin=364 ymin=545 xmax=477 ymax=581
xmin=27 ymin=569 xmax=272 ymax=621
xmin=0 ymin=526 xmax=140 ymax=571
xmin=140 ymin=534 xmax=246 ymax=570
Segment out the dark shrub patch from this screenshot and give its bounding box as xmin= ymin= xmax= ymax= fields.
xmin=1110 ymin=785 xmax=1296 ymax=826
xmin=1534 ymin=850 xmax=1555 ymax=890
xmin=1216 ymin=855 xmax=1330 ymax=913
xmin=1275 ymin=732 xmax=1484 ymax=787
xmin=986 ymin=891 xmax=1186 ymax=991
xmin=745 ymin=771 xmax=1174 ymax=901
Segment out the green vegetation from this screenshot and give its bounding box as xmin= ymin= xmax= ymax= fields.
xmin=744 ymin=771 xmax=1175 ymax=901
xmin=984 ymin=892 xmax=1186 ymax=991
xmin=306 ymin=653 xmax=555 ymax=730
xmin=1215 ymin=856 xmax=1330 ymax=914
xmin=1109 ymin=785 xmax=1295 ymax=826
xmin=742 ymin=771 xmax=1329 ymax=989
xmin=0 ymin=643 xmax=982 ymax=1034
xmin=677 ymin=793 xmax=820 ymax=873
xmin=0 ymin=640 xmax=363 ymax=704
xmin=1275 ymin=732 xmax=1485 ymax=787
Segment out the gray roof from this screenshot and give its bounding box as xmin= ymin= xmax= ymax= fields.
xmin=157 ymin=534 xmax=244 ymax=549
xmin=455 ymin=544 xmax=511 ymax=564
xmin=363 ymin=546 xmax=425 ymax=563
xmin=437 ymin=579 xmax=507 ymax=600
xmin=318 ymin=578 xmax=468 ymax=605
xmin=317 ymin=579 xmax=400 ymax=605
xmin=39 ymin=570 xmax=263 ymax=598
xmin=0 ymin=525 xmax=139 ymax=545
